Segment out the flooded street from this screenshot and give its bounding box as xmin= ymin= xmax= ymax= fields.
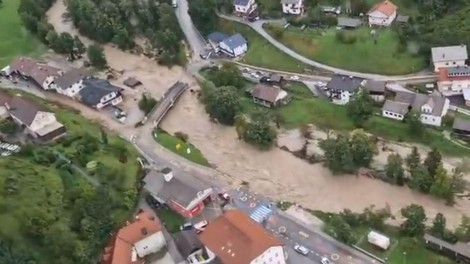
xmin=45 ymin=0 xmax=470 ymax=228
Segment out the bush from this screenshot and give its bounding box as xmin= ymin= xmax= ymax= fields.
xmin=138 ymin=94 xmax=158 ymax=115
xmin=335 ymin=30 xmax=357 ymax=44
xmin=174 ymin=132 xmax=189 ymax=142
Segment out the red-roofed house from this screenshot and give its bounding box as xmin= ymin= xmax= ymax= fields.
xmin=367 ymin=0 xmax=397 ymax=27
xmin=102 ymin=210 xmax=166 ymax=264
xmin=438 ymin=66 xmax=470 ymax=95
xmin=199 ymin=210 xmax=286 ymax=264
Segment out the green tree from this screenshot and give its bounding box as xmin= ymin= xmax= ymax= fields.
xmin=430 ymin=163 xmax=454 ymax=203
xmin=320 ymin=134 xmax=355 ymax=174
xmin=346 ymin=88 xmax=373 ymax=127
xmin=138 ymin=94 xmax=157 ymax=114
xmin=408 ymin=164 xmax=433 ymax=193
xmin=407 ymin=112 xmax=425 ymax=137
xmin=204 ymin=86 xmax=241 ymax=125
xmin=326 ymin=215 xmax=355 ymax=244
xmin=455 ymin=215 xmax=470 ymax=242
xmin=73 ymin=35 xmax=86 ymax=55
xmin=112 ymin=27 xmax=134 ymax=49
xmin=207 ymin=63 xmax=245 ymax=88
xmin=243 ymin=120 xmax=277 ymax=149
xmin=100 ymin=129 xmax=108 ymax=145
xmin=0 ymin=119 xmax=18 ymax=134
xmin=234 ymin=114 xmax=248 ymax=140
xmin=349 ymin=129 xmax=375 ymax=167
xmin=386 ymin=153 xmax=405 ymax=185
xmin=430 ymin=213 xmax=446 ymax=238
xmin=424 ymin=147 xmax=442 ymax=177
xmin=400 ymin=204 xmax=427 ymax=237
xmin=87 ymin=44 xmax=107 ymax=69
xmin=58 ymin=32 xmax=75 ymax=55
xmin=405 ymin=146 xmax=421 ymax=171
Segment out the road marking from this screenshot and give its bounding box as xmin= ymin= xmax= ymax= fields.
xmin=331 ymin=253 xmax=339 ymax=261
xmin=240 ymin=196 xmax=247 ymax=202
xmin=278 ymin=226 xmax=286 ymax=234
xmin=298 ymin=231 xmax=309 ymax=238
xmin=250 ymin=202 xmax=256 ymax=208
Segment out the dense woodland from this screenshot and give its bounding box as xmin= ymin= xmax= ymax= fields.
xmin=18 ymin=0 xmax=185 ymax=66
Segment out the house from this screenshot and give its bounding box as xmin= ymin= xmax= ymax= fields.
xmin=363 ymin=80 xmax=386 ymax=102
xmin=464 ymin=88 xmax=470 ymax=107
xmin=0 ymin=91 xmax=12 ymax=119
xmin=382 ymin=91 xmax=450 ymax=126
xmin=337 ymin=17 xmax=362 ymax=29
xmin=424 ymin=234 xmax=470 ymax=263
xmin=143 ymin=168 xmax=214 ymax=218
xmin=437 ymin=66 xmax=470 ymax=94
xmin=123 ymin=77 xmax=142 ymax=88
xmin=101 ymin=210 xmax=166 ymax=264
xmin=249 ymin=84 xmax=290 ymax=107
xmin=327 ymin=74 xmax=365 ymax=105
xmin=199 ymin=210 xmax=287 ymax=264
xmin=396 ymin=14 xmax=409 ymax=25
xmin=320 ymin=6 xmax=341 ymax=15
xmin=5 ymin=96 xmax=66 ymax=141
xmin=8 ymin=57 xmax=38 ymax=76
xmin=29 ymin=64 xmax=62 ymax=90
xmin=281 ymin=0 xmax=303 ymax=15
xmin=233 ymin=0 xmax=257 ymax=17
xmin=207 ymin=32 xmax=229 ymax=53
xmin=175 ymin=230 xmax=217 ymax=264
xmin=452 ymin=118 xmax=470 ymax=138
xmin=78 ymin=78 xmax=123 ymax=109
xmin=219 ymin=33 xmax=248 ymax=58
xmin=54 ymin=68 xmax=90 ymax=97
xmin=260 ymin=74 xmax=283 ymax=85
xmin=431 ymin=45 xmax=468 ymax=72
xmin=367 ymin=0 xmax=398 ymax=27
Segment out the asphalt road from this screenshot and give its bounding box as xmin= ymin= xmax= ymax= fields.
xmin=174 ymin=0 xmax=207 ymax=58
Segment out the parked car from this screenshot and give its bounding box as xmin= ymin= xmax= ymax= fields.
xmin=180 ymin=222 xmax=193 ymax=231
xmin=218 ymin=192 xmax=230 ymax=201
xmin=321 ymin=257 xmax=331 ymax=264
xmin=289 ymin=75 xmax=300 ymax=81
xmin=145 ymin=194 xmax=161 ymax=209
xmin=293 ymin=244 xmax=309 ymax=256
xmin=194 ymin=220 xmax=208 ymax=233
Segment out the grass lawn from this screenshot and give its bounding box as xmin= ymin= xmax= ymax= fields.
xmin=217 ymin=19 xmax=313 ymax=73
xmin=265 ymin=25 xmax=426 ymax=75
xmin=152 ymin=128 xmax=210 ymax=166
xmin=156 ymin=207 xmax=185 ymax=233
xmin=0 ymin=0 xmax=46 ymax=67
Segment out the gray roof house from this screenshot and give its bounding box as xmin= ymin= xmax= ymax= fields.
xmin=453 ymin=118 xmax=470 ymax=137
xmin=219 ymin=33 xmax=248 ymax=57
xmin=382 ymin=91 xmax=449 ymax=126
xmin=337 ymin=17 xmax=362 ymax=29
xmin=207 ymin=32 xmax=229 ymax=44
xmin=143 ymin=169 xmax=214 ymax=218
xmin=327 ymin=74 xmax=365 ymax=104
xmin=431 ymin=45 xmax=468 ymax=72
xmin=233 ymin=0 xmax=250 ymax=6
xmin=55 ymin=68 xmax=89 ymax=91
xmin=78 ymin=78 xmax=123 ymax=109
xmin=363 ymin=80 xmax=386 ymax=94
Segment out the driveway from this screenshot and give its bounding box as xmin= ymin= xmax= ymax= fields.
xmin=174 ymin=0 xmax=207 ymax=59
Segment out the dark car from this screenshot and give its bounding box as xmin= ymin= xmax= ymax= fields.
xmin=145 ymin=194 xmax=161 ymax=209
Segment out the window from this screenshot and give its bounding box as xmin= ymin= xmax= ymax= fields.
xmin=453 ymin=62 xmax=456 ymax=65
xmin=446 ymin=63 xmax=449 ymax=66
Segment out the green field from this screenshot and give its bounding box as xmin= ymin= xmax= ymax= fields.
xmin=217 ymin=19 xmax=313 ymax=73
xmin=153 ymin=128 xmax=209 ymax=166
xmin=0 ymin=0 xmax=46 ymax=67
xmin=265 ymin=25 xmax=425 ymax=75
xmin=156 ymin=207 xmax=185 ymax=233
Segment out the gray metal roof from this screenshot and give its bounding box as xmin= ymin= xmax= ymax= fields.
xmin=327 ymin=74 xmax=364 ymax=92
xmin=453 ymin=118 xmax=470 ymax=132
xmin=424 ymin=234 xmax=470 ymax=258
xmin=447 ymin=66 xmax=470 ymax=76
xmin=396 ymin=15 xmax=409 ymax=23
xmin=143 ymin=170 xmax=210 ymax=208
xmin=281 ymin=0 xmax=300 ymax=4
xmin=392 ymin=91 xmax=447 ymax=117
xmin=431 ymin=45 xmax=468 ymax=63
xmin=78 ymin=78 xmax=121 ymax=107
xmin=382 ymin=100 xmax=409 ymax=115
xmin=207 ymin=32 xmax=228 ymax=44
xmin=221 ymin=33 xmax=247 ymax=51
xmin=233 ymin=0 xmax=249 ymax=6
xmin=55 ymin=68 xmax=89 ymax=90
xmin=174 ymin=230 xmax=204 ymax=257
xmin=364 ymin=80 xmax=386 ymax=93
xmin=337 ymin=17 xmax=362 ymax=28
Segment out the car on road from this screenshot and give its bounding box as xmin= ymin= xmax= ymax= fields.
xmin=321 ymin=257 xmax=331 ymax=264
xmin=145 ymin=194 xmax=161 ymax=209
xmin=180 ymin=222 xmax=193 ymax=231
xmin=251 ymin=72 xmax=260 ymax=78
xmin=218 ymin=192 xmax=230 ymax=201
xmin=289 ymin=75 xmax=300 ymax=81
xmin=293 ymin=244 xmax=309 ymax=256
xmin=194 ymin=220 xmax=208 ymax=234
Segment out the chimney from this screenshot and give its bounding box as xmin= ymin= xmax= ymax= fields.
xmin=162 ymin=167 xmax=173 ymax=182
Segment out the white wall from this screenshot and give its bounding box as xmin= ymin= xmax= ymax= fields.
xmin=42 ymin=76 xmax=55 ymax=90
xmin=234 ymin=0 xmax=255 ymax=13
xmin=250 ymin=246 xmax=286 ymax=264
xmin=434 ymin=60 xmax=466 ymax=72
xmin=219 ymin=43 xmax=247 ymax=57
xmin=368 ymin=10 xmax=396 ymax=26
xmin=332 ymin=90 xmax=350 ymax=105
xmin=420 ymin=114 xmax=442 ymax=127
xmin=187 ymin=247 xmax=217 ymax=264
xmin=56 ymin=80 xmax=84 ymax=97
xmin=0 ymin=106 xmax=8 ymax=119
xmin=134 ymin=232 xmax=166 ymax=257
xmin=382 ymin=110 xmax=405 ymax=121
xmin=186 ymin=188 xmax=213 ymax=211
xmin=370 ymin=94 xmax=385 ymax=102
xmin=29 ymin=111 xmax=57 ymax=132
xmin=282 ymin=0 xmax=303 ymax=15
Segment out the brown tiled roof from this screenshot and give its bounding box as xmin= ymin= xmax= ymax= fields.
xmin=0 ymin=91 xmax=12 ymax=106
xmin=251 ymin=84 xmax=283 ymax=103
xmin=7 ymin=96 xmax=44 ymax=126
xmin=107 ymin=210 xmax=162 ymax=264
xmin=199 ymin=210 xmax=283 ymax=264
xmin=30 ymin=64 xmax=61 ymax=85
xmin=368 ymin=0 xmax=397 ymax=16
xmin=10 ymin=57 xmax=38 ymax=76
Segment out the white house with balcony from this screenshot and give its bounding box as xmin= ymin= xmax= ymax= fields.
xmin=281 ymin=0 xmax=304 ymax=15
xmin=437 ymin=66 xmax=470 ymax=95
xmin=54 ymin=68 xmax=90 ymax=97
xmin=233 ymin=0 xmax=257 ymax=16
xmin=367 ymin=0 xmax=397 ymax=27
xmin=432 ymin=45 xmax=468 ymax=72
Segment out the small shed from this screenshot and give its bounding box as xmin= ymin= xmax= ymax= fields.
xmin=337 ymin=17 xmax=362 ymax=29
xmin=453 ymin=118 xmax=470 ymax=137
xmin=396 ymin=15 xmax=410 ymax=24
xmin=367 ymin=230 xmax=390 ymax=250
xmin=123 ymin=77 xmax=142 ymax=88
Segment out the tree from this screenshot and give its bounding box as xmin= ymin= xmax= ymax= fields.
xmin=349 ymin=129 xmax=375 ymax=167
xmin=455 ymin=215 xmax=470 ymax=242
xmin=326 ymin=215 xmax=355 ymax=244
xmin=430 ymin=213 xmax=446 ymax=238
xmin=408 ymin=164 xmax=433 ymax=193
xmin=73 ymin=35 xmax=86 ymax=55
xmin=407 ymin=112 xmax=425 ymax=137
xmin=400 ymin=204 xmax=426 ymax=237
xmin=386 ymin=153 xmax=405 ymax=185
xmin=204 ymin=86 xmax=241 ymax=125
xmin=406 ymin=146 xmax=421 ymax=171
xmin=234 ymin=114 xmax=248 ymax=140
xmin=243 ymin=120 xmax=277 ymax=149
xmin=346 ymin=88 xmax=373 ymax=127
xmin=0 ymin=119 xmax=18 ymax=134
xmin=430 ymin=163 xmax=454 ymax=203
xmin=58 ymin=32 xmax=75 ymax=55
xmin=87 ymin=44 xmax=107 ymax=69
xmin=138 ymin=94 xmax=157 ymax=115
xmin=424 ymin=147 xmax=442 ymax=177
xmin=320 ymin=134 xmax=355 ymax=174
xmin=100 ymin=129 xmax=108 ymax=145
xmin=207 ymin=63 xmax=245 ymax=89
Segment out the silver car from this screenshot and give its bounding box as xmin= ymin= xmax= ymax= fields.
xmin=293 ymin=244 xmax=309 ymax=256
